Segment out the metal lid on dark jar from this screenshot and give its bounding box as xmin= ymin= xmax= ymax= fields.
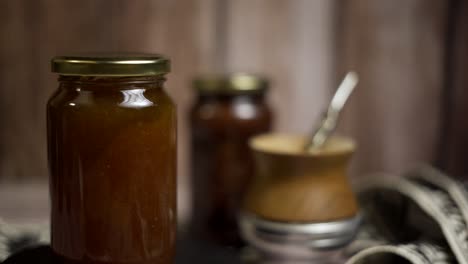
xmin=51 ymin=53 xmax=170 ymax=76
xmin=193 ymin=73 xmax=268 ymax=95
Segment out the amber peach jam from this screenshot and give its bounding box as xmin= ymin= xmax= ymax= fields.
xmin=189 ymin=74 xmax=272 ymax=246
xmin=48 ymin=54 xmax=176 ymax=264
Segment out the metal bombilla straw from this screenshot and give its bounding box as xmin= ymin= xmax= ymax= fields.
xmin=305 ymin=72 xmax=359 ymax=153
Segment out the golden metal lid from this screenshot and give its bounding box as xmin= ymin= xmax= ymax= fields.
xmin=51 ymin=53 xmax=170 ymax=76
xmin=193 ymin=73 xmax=268 ymax=94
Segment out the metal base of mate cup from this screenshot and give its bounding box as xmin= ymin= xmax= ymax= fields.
xmin=240 ymin=213 xmax=361 ymax=262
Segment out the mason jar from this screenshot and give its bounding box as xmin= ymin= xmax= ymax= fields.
xmin=48 ymin=54 xmax=176 ymax=264
xmin=189 ymin=74 xmax=273 ymax=247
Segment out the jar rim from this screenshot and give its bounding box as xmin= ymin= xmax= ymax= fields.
xmin=249 ymin=133 xmax=356 ymax=158
xmin=51 ymin=53 xmax=170 ymax=76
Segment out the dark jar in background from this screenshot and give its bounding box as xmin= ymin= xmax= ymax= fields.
xmin=47 ymin=54 xmax=176 ymax=264
xmin=189 ymin=74 xmax=273 ymax=247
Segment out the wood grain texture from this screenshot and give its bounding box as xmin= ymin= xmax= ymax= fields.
xmin=225 ymin=0 xmax=335 ymax=133
xmin=441 ymin=0 xmax=468 ymax=178
xmin=336 ymin=0 xmax=448 ymax=177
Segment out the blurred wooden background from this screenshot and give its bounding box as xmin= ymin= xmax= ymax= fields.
xmin=0 ymin=0 xmax=467 ymax=221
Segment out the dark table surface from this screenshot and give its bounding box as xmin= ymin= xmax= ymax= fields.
xmin=2 ymin=237 xmax=241 ymax=264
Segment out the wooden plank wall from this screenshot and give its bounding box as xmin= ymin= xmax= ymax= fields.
xmin=336 ymin=0 xmax=449 ymax=177
xmin=225 ymin=0 xmax=335 ymax=134
xmin=440 ymin=0 xmax=468 ymax=178
xmin=0 ymin=0 xmax=465 ymax=218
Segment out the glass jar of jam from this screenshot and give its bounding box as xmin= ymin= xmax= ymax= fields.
xmin=48 ymin=54 xmax=176 ymax=264
xmin=189 ymin=74 xmax=273 ymax=247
